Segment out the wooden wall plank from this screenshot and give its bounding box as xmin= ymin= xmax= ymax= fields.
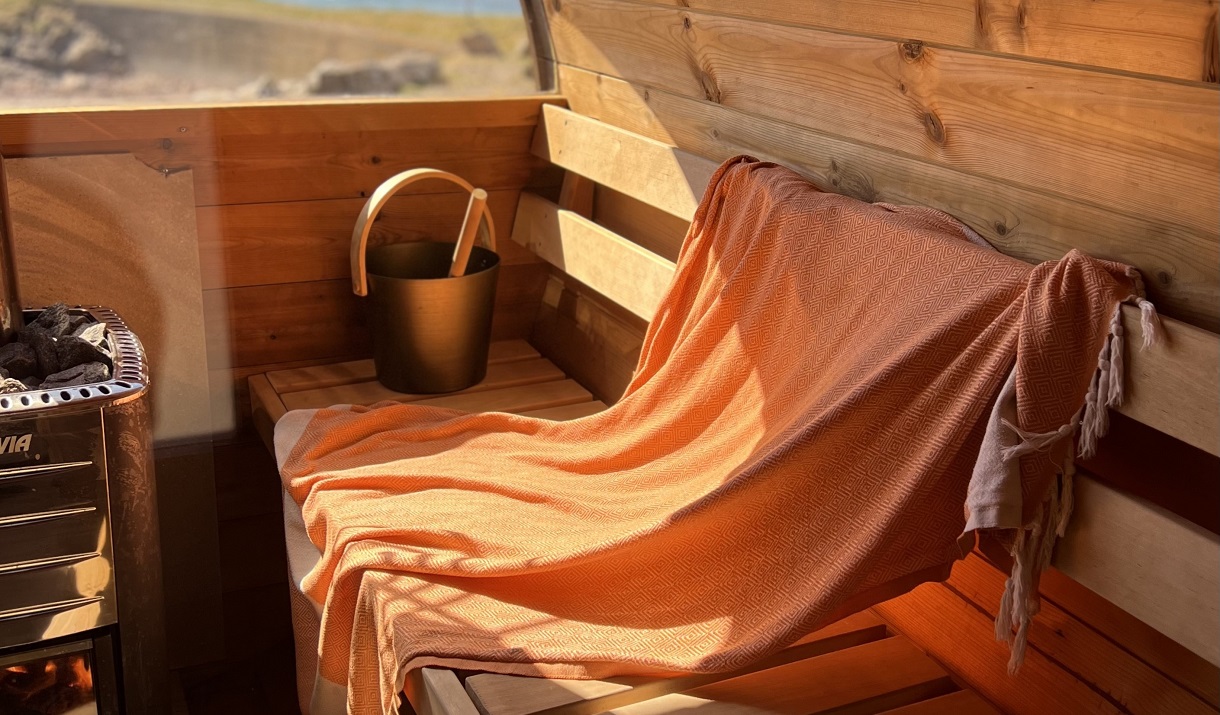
xmin=194 ymin=124 xmax=545 ymax=207
xmin=643 ymin=0 xmax=1219 ymax=83
xmin=557 ymin=65 xmax=1220 ymax=331
xmin=204 ymin=263 xmax=547 ymax=370
xmin=197 ymin=189 xmax=535 ymax=290
xmin=546 ymin=0 xmax=1219 ymax=239
xmin=0 ymin=97 xmax=557 ymax=149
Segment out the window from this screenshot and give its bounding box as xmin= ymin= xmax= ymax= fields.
xmin=0 ymin=0 xmax=538 ymax=108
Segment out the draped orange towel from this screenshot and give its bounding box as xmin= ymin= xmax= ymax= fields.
xmin=276 ymin=157 xmax=1144 ymax=714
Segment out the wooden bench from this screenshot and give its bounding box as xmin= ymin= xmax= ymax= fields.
xmin=251 ymin=105 xmax=1220 ymax=715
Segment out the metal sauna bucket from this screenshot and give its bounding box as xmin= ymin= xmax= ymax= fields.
xmin=351 ymin=169 xmax=499 ymax=394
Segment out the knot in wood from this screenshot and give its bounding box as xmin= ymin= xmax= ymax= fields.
xmin=699 ymin=69 xmax=722 ymax=104
xmin=922 ymin=111 xmax=946 ymax=145
xmin=900 ymin=40 xmax=925 ymax=62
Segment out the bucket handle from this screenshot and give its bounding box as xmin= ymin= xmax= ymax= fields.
xmin=351 ymin=169 xmax=497 ymax=296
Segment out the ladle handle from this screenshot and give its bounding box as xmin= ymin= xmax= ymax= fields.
xmin=350 ymin=169 xmax=496 ymax=296
xmin=449 ymin=189 xmax=488 ymax=277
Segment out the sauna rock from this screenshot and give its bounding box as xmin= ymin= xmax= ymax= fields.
xmin=0 ymin=303 xmax=112 ymax=390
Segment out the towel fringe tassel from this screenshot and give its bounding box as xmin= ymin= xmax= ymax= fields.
xmin=993 ymin=293 xmax=1154 ymax=672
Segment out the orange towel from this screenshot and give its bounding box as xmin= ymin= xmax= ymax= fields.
xmin=277 ymin=157 xmax=1142 ymax=714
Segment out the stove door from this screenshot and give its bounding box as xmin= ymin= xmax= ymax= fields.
xmin=0 ymin=639 xmax=104 ymax=715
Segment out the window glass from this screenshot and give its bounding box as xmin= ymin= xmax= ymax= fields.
xmin=0 ymin=0 xmax=537 ymax=108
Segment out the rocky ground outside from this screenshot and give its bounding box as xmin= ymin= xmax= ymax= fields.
xmin=0 ymin=0 xmax=536 ymax=107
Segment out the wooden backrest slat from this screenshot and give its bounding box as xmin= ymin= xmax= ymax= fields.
xmin=1055 ymin=477 xmax=1220 ymax=666
xmin=533 ymin=104 xmax=711 ymax=222
xmin=528 ymin=104 xmax=1220 ymax=458
xmin=511 ymin=192 xmax=676 ymax=321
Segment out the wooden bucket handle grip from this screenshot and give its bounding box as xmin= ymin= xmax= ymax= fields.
xmin=350 ymin=168 xmax=496 ymax=296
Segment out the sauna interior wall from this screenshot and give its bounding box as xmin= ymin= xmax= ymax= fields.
xmin=526 ymin=0 xmax=1220 ymax=712
xmin=0 ymin=97 xmax=558 ymax=668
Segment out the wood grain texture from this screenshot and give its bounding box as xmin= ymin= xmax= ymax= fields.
xmin=1037 ymin=566 xmax=1220 ymax=707
xmin=875 ymin=583 xmax=1125 ymax=714
xmin=266 ymin=340 xmax=541 ymax=395
xmin=0 ymin=98 xmax=563 ymax=208
xmin=643 ymin=0 xmax=1220 ymax=83
xmin=605 ymin=637 xmax=955 ymax=715
xmin=594 ymin=186 xmax=690 ymax=263
xmin=511 ymin=192 xmax=676 ymax=320
xmin=279 ymin=358 xmax=564 ymax=411
xmin=534 ymin=104 xmax=713 ymax=221
xmin=1054 ymin=475 xmax=1220 ymax=666
xmin=881 ymin=690 xmax=998 ymax=715
xmin=520 ymin=400 xmax=609 ymax=420
xmin=1118 ymin=308 xmax=1220 ymax=455
xmin=409 ymin=379 xmax=592 ymax=413
xmin=407 ymin=668 xmax=482 ymax=715
xmin=558 ymin=65 xmax=1220 ymax=330
xmin=547 ymin=0 xmax=1219 ymax=238
xmin=197 ymin=190 xmax=535 ymax=290
xmin=465 ymin=611 xmax=891 ymax=715
xmin=531 ymin=274 xmax=648 ymax=404
xmin=948 ymin=554 xmax=1216 ymax=714
xmin=205 ymin=263 xmax=548 ymax=370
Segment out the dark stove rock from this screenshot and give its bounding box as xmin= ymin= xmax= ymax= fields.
xmin=0 ymin=305 xmax=114 ymax=393
xmin=42 ymin=361 xmax=108 ymax=388
xmin=19 ymin=327 xmax=60 ymax=376
xmin=57 ymin=335 xmax=111 ymax=371
xmin=0 ymin=341 xmax=35 ymax=379
xmin=29 ymin=302 xmax=71 ymax=337
xmin=66 ymin=313 xmax=90 ymax=335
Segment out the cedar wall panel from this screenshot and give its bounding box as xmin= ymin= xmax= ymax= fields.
xmin=534 ymin=1 xmax=1220 ymax=711
xmin=542 ymin=0 xmax=1220 ymax=331
xmin=0 ymin=96 xmax=562 ymax=439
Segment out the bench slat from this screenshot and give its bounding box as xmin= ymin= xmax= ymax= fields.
xmin=607 ymin=636 xmax=955 ymax=715
xmin=266 ymin=340 xmax=541 ymax=394
xmin=279 ymin=358 xmax=565 ymax=412
xmin=465 ymin=610 xmax=890 ymax=715
xmin=520 ymin=401 xmax=609 ymax=421
xmin=410 ymin=380 xmax=592 ymax=414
